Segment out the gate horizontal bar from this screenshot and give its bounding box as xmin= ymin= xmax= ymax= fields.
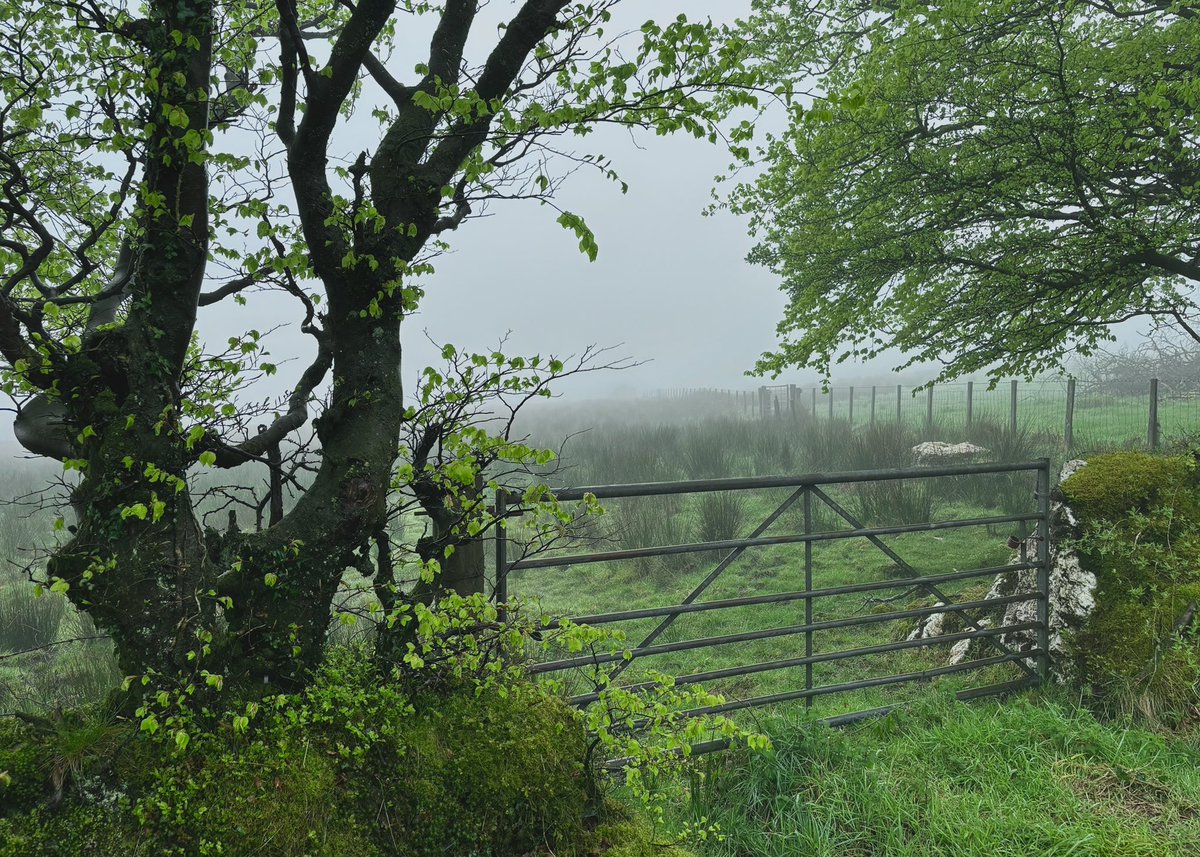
xmin=510 ymin=513 xmax=1038 ymax=571
xmin=567 ymin=620 xmax=1041 ymax=705
xmin=548 ymin=460 xmax=1044 ymax=501
xmin=528 ymin=592 xmax=1037 ymax=674
xmin=666 ymin=650 xmax=1042 ymax=721
xmin=565 ymin=562 xmax=1040 ymax=627
xmin=955 ymin=675 xmax=1040 ymax=700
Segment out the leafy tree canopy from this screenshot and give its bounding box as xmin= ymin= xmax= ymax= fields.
xmin=728 ymin=0 xmax=1200 ymax=383
xmin=0 ymin=1 xmax=764 ymax=688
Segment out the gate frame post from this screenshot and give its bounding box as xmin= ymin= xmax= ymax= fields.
xmin=495 ymin=489 xmax=509 ymax=612
xmin=804 ymin=486 xmax=814 ymax=707
xmin=1035 ymin=458 xmax=1052 ymax=683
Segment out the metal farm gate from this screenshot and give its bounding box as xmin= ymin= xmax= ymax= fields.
xmin=495 ymin=460 xmax=1052 ymax=741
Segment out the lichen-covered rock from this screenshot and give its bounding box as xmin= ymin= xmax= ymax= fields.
xmin=993 ymin=537 xmax=1096 ymax=680
xmin=911 ymin=441 xmax=989 ymax=465
xmin=915 ymin=460 xmax=1096 ymax=677
xmin=906 ymin=604 xmax=950 ymax=642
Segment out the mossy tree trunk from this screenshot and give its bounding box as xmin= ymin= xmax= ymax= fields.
xmin=2 ymin=0 xmax=575 ymax=689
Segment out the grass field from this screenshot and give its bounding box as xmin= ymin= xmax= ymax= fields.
xmin=676 ymin=688 xmax=1200 ymax=856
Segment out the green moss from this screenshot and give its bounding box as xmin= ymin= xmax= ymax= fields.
xmin=0 ymin=719 xmax=46 ymax=814
xmin=587 ymin=817 xmax=696 ymax=857
xmin=1062 ymin=452 xmax=1200 ymax=724
xmin=0 ymin=656 xmax=625 ymax=857
xmin=1061 ymin=452 xmax=1197 ymax=520
xmin=370 ymin=684 xmax=590 ymax=856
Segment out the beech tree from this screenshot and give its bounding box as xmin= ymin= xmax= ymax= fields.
xmin=0 ymin=2 xmax=759 ymax=688
xmin=729 ymin=0 xmax=1200 ymax=382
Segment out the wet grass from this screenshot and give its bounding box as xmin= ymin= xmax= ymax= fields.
xmin=680 ymin=688 xmax=1200 ymax=856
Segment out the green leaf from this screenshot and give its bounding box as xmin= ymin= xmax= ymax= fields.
xmin=555 ymin=211 xmax=599 ymax=261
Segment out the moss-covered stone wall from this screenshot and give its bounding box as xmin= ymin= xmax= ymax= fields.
xmin=1061 ymin=452 xmax=1200 ymax=724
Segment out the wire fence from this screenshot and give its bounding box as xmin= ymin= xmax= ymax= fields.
xmin=655 ymin=378 xmax=1200 ymax=450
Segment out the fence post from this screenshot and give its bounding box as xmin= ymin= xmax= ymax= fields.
xmin=811 ymin=387 xmax=817 ymax=419
xmin=896 ymin=384 xmax=902 ymax=424
xmin=789 ymin=383 xmax=798 ymax=419
xmin=848 ymin=385 xmax=855 ymax=427
xmin=926 ymin=386 xmax=934 ymax=433
xmin=966 ymin=381 xmax=974 ymax=430
xmin=1010 ymin=379 xmax=1019 ymax=434
xmin=494 ymin=489 xmax=508 ymax=612
xmin=759 ymin=386 xmax=768 ymax=420
xmin=803 ymin=487 xmax=813 ymax=708
xmin=870 ymin=385 xmax=877 ymax=426
xmin=1036 ymin=459 xmax=1051 ymax=683
xmin=1149 ymin=378 xmax=1160 ymax=449
xmin=1064 ymin=378 xmax=1076 ymax=451
xmin=828 ymin=386 xmax=834 ymax=421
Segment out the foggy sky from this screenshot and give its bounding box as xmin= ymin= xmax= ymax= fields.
xmin=236 ymin=0 xmax=790 ymax=403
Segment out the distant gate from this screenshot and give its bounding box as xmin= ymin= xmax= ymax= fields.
xmin=496 ymin=459 xmax=1052 ymax=741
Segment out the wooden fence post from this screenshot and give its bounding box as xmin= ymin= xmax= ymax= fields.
xmin=828 ymin=386 xmax=834 ymax=421
xmin=896 ymin=384 xmax=903 ymax=424
xmin=848 ymin=385 xmax=855 ymax=427
xmin=966 ymin=381 xmax=974 ymax=429
xmin=1010 ymin=379 xmax=1018 ymax=434
xmin=789 ymin=384 xmax=798 ymax=419
xmin=1149 ymin=378 xmax=1160 ymax=450
xmin=811 ymin=387 xmax=817 ymax=419
xmin=1064 ymin=378 xmax=1076 ymax=451
xmin=926 ymin=386 xmax=934 ymax=432
xmin=870 ymin=385 xmax=877 ymax=426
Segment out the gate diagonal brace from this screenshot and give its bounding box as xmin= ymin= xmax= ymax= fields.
xmin=607 ymin=486 xmax=808 ymax=683
xmin=808 ymin=486 xmax=1038 ymax=680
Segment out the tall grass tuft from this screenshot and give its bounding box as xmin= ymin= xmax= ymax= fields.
xmin=958 ymin=420 xmax=1048 ymax=513
xmin=852 ymin=478 xmax=942 ymax=526
xmin=571 ymin=425 xmax=682 ymax=485
xmin=748 ymin=421 xmax=798 ymax=475
xmin=616 ymin=496 xmax=691 ymax=576
xmin=0 ymin=584 xmax=65 ymax=651
xmin=681 ymin=423 xmax=736 ymax=479
xmin=844 ymin=421 xmax=923 ymax=469
xmin=694 ymin=491 xmax=748 ymax=545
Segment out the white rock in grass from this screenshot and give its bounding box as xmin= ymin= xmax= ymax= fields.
xmin=911 ymin=441 xmax=989 ymax=465
xmin=948 ymin=627 xmax=983 ymax=665
xmin=907 ymin=604 xmax=949 ymax=641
